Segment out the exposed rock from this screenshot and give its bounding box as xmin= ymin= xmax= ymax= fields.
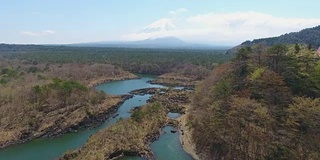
xmin=170 ymin=130 xmax=177 ymax=133
xmin=112 ymin=113 xmax=120 ymax=119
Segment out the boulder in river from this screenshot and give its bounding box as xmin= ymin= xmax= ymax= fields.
xmin=170 ymin=130 xmax=177 ymax=133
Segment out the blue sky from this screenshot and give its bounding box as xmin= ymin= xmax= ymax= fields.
xmin=1 ymin=0 xmax=320 ymax=45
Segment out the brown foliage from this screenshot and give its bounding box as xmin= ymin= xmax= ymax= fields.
xmin=190 ymin=45 xmax=320 ymax=159
xmin=0 ymin=60 xmax=134 ymax=148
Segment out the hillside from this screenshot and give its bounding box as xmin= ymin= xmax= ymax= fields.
xmin=227 ymin=25 xmax=320 ymax=55
xmin=191 ymin=44 xmax=320 ymax=159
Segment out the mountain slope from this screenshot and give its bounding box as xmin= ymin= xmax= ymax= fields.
xmin=227 ymin=25 xmax=320 ymax=55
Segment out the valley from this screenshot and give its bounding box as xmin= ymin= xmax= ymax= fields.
xmin=0 ymin=45 xmax=224 ymax=159
xmin=1 ymin=3 xmax=320 ymax=158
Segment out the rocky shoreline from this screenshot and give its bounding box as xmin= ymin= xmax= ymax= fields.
xmin=0 ymin=94 xmax=133 ymax=149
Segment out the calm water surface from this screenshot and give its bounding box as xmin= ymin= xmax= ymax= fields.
xmin=151 ymin=126 xmax=193 ymax=160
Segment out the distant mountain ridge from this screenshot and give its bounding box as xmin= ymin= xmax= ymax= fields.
xmin=135 ymin=37 xmax=185 ymax=45
xmin=69 ymin=37 xmax=229 ymax=49
xmin=226 ymin=25 xmax=320 ymax=55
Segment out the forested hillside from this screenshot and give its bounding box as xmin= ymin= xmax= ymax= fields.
xmin=191 ymin=44 xmax=320 ymax=159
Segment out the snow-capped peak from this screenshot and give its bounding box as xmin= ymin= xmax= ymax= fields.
xmin=138 ymin=18 xmax=177 ymax=33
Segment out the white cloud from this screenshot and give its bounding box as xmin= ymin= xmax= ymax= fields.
xmin=184 ymin=11 xmax=320 ymax=44
xmin=122 ymin=11 xmax=320 ymax=45
xmin=169 ymin=8 xmax=188 ymax=16
xmin=20 ymin=30 xmax=56 ymax=36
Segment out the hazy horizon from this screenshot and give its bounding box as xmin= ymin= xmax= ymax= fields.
xmin=1 ymin=0 xmax=320 ymax=46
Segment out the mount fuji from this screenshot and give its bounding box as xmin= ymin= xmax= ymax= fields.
xmin=138 ymin=18 xmax=177 ymax=33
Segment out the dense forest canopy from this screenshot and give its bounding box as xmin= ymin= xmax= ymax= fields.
xmin=0 ymin=44 xmax=230 ymax=74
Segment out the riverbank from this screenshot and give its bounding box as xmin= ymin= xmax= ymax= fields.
xmin=0 ymin=94 xmax=132 ymax=149
xmin=60 ymin=103 xmax=167 ymax=160
xmin=178 ymin=108 xmax=200 ymax=160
